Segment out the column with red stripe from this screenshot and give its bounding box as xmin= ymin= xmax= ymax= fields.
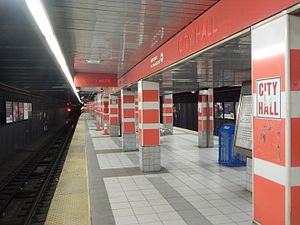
xmin=121 ymin=89 xmax=136 ymax=151
xmin=95 ymin=94 xmax=101 ymax=130
xmin=198 ymin=89 xmax=214 ymax=147
xmin=102 ymin=96 xmax=109 ymax=130
xmin=135 ymin=94 xmax=139 ymax=131
xmin=99 ymin=93 xmax=103 ymax=130
xmin=252 ymin=15 xmax=300 ymax=225
xmin=163 ymin=94 xmax=173 ymax=135
xmin=138 ymin=80 xmax=160 ymax=172
xmin=109 ymin=95 xmax=119 ymax=136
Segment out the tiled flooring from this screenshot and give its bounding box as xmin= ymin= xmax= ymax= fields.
xmin=85 ymin=114 xmax=252 ymax=225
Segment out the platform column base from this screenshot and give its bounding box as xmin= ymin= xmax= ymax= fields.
xmin=198 ymin=131 xmax=214 ymax=148
xmin=139 ymin=146 xmax=161 ymax=172
xmin=122 ymin=133 xmax=136 ymax=151
xmin=163 ymin=123 xmax=173 ymax=135
xmin=109 ymin=125 xmax=119 ymax=137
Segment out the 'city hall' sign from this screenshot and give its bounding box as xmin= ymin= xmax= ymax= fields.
xmin=256 ymin=77 xmax=281 ymax=119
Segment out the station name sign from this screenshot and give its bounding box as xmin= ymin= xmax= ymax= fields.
xmin=178 ymin=16 xmax=218 ymax=54
xmin=256 ymin=77 xmax=281 ymax=119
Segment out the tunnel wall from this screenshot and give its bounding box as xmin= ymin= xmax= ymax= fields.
xmin=0 ymin=86 xmax=67 ymax=164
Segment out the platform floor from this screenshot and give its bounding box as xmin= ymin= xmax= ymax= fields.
xmin=84 ymin=113 xmax=252 ymax=225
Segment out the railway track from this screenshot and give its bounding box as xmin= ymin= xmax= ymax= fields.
xmin=0 ymin=117 xmax=78 ymax=225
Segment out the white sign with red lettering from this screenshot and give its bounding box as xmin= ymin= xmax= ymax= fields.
xmin=257 ymin=77 xmax=281 ymax=119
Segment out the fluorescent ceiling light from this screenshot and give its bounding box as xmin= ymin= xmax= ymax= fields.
xmin=86 ymin=59 xmax=101 ymax=64
xmin=25 ymin=0 xmax=82 ymax=103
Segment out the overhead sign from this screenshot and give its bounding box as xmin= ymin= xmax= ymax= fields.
xmin=257 ymin=77 xmax=281 ymax=119
xmin=74 ymin=73 xmax=117 ymax=87
xmin=150 ymin=52 xmax=164 ymax=68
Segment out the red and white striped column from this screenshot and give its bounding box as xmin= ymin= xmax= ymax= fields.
xmin=198 ymin=89 xmax=214 ymax=147
xmin=109 ymin=95 xmax=119 ymax=137
xmin=121 ymin=89 xmax=136 ymax=151
xmin=252 ymin=15 xmax=300 ymax=225
xmin=135 ymin=94 xmax=139 ymax=131
xmin=163 ymin=94 xmax=173 ymax=134
xmin=102 ymin=96 xmax=109 ymax=130
xmin=138 ymin=80 xmax=160 ymax=172
xmin=95 ymin=94 xmax=101 ymax=130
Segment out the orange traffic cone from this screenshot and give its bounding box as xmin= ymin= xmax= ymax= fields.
xmin=96 ymin=121 xmax=100 ymax=131
xmin=103 ymin=123 xmax=109 ymax=135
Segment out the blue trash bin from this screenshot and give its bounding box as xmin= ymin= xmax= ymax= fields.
xmin=218 ymin=124 xmax=246 ymax=167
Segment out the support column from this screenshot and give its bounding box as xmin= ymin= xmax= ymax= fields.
xmin=163 ymin=94 xmax=173 ymax=134
xmin=135 ymin=94 xmax=139 ymax=131
xmin=198 ymin=89 xmax=214 ymax=147
xmin=99 ymin=94 xmax=103 ymax=129
xmin=109 ymin=95 xmax=119 ymax=136
xmin=252 ymin=15 xmax=300 ymax=225
xmin=138 ymin=80 xmax=160 ymax=172
xmin=121 ymin=90 xmax=136 ymax=151
xmin=95 ymin=94 xmax=101 ymax=130
xmin=102 ymin=96 xmax=109 ymax=130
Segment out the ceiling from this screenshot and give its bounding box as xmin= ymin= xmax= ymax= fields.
xmin=142 ymin=32 xmax=251 ymax=94
xmin=0 ymin=0 xmax=76 ymax=102
xmin=1 ymin=0 xmax=250 ymax=103
xmin=45 ymin=0 xmax=219 ymax=78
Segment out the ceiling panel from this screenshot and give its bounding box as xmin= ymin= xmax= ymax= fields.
xmin=46 ymin=0 xmax=219 ymax=77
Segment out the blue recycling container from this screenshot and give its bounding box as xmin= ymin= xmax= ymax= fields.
xmin=218 ymin=124 xmax=246 ymax=167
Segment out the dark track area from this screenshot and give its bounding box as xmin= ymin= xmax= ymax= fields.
xmin=0 ymin=116 xmax=79 ymax=225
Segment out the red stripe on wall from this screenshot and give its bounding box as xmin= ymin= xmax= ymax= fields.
xmin=142 ymin=90 xmax=159 ymax=102
xmin=142 ymin=129 xmax=160 ymax=146
xmin=124 ymin=108 xmax=135 ymax=118
xmin=254 ymin=174 xmax=285 ymax=225
xmin=291 ymin=186 xmax=300 ymax=225
xmin=252 ymin=54 xmax=286 ymax=92
xmin=123 ymin=122 xmax=135 ymax=133
xmin=291 ymin=118 xmax=300 ymax=167
xmin=142 ymin=110 xmax=160 ymax=123
xmin=290 ymin=49 xmax=300 ymax=91
xmin=253 ymin=117 xmax=286 ymax=166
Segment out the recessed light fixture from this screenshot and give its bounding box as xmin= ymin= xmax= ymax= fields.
xmin=86 ymin=59 xmax=101 ymax=64
xmin=25 ymin=0 xmax=82 ymax=103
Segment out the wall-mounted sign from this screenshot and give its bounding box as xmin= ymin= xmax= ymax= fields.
xmin=233 ymin=81 xmax=252 ymax=158
xmin=256 ymin=77 xmax=281 ymax=119
xmin=19 ymin=102 xmax=24 ymax=120
xmin=235 ymin=95 xmax=252 ymax=150
xmin=28 ymin=103 xmax=32 ymax=118
xmin=24 ymin=103 xmax=29 ymax=120
xmin=13 ymin=102 xmax=19 ymax=122
xmin=150 ymin=52 xmax=164 ymax=69
xmin=6 ymin=101 xmax=13 ymax=124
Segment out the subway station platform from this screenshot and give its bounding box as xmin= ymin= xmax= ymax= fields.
xmin=46 ymin=113 xmax=252 ymax=225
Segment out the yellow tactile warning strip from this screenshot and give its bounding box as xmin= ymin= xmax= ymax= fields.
xmin=45 ymin=116 xmax=91 ymax=225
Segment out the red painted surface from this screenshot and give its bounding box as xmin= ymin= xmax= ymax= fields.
xmin=142 ymin=110 xmax=159 ymax=123
xmin=252 ymin=54 xmax=286 ymax=92
xmin=291 ymin=118 xmax=300 ymax=167
xmin=291 ymin=186 xmax=300 ymax=225
xmin=123 ymin=122 xmax=135 ymax=133
xmin=253 ymin=118 xmax=286 ymax=166
xmin=142 ymin=129 xmax=160 ymax=146
xmin=74 ymin=73 xmax=117 ymax=87
xmin=290 ymin=50 xmax=300 ymax=91
xmin=103 ymin=0 xmax=300 ymax=95
xmin=254 ymin=175 xmax=285 ymax=225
